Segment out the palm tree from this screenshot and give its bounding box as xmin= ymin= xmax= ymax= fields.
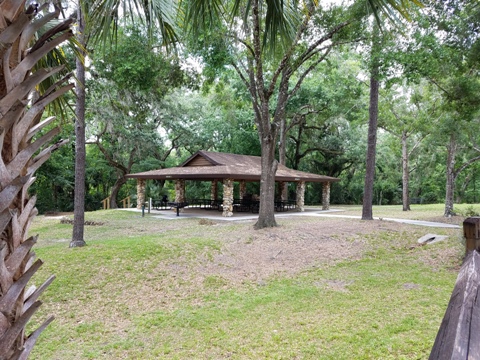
xmin=69 ymin=0 xmax=178 ymax=247
xmin=0 ymin=1 xmax=74 ymax=358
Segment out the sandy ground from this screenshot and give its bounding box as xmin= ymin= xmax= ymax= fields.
xmin=155 ymin=215 xmax=463 ymax=287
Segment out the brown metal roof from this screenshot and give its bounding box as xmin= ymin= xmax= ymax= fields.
xmin=127 ymin=150 xmax=339 ymax=183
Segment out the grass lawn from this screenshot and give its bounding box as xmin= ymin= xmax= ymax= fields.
xmin=27 ymin=204 xmax=469 ymax=359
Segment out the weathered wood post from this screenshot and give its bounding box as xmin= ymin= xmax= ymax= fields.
xmin=429 ymin=217 xmax=480 ymax=359
xmin=463 ymin=217 xmax=480 ymax=253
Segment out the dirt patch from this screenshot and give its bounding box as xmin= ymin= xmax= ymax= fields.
xmin=59 ymin=218 xmax=105 ymax=226
xmin=44 ymin=211 xmax=74 ymax=217
xmin=76 ymin=215 xmax=462 ymax=320
xmin=186 ymin=218 xmax=418 ymax=284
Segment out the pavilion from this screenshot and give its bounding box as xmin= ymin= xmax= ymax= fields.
xmin=126 ymin=150 xmax=340 ymax=217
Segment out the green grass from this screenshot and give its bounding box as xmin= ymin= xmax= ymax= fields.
xmin=335 ymin=203 xmax=476 ymax=221
xmin=27 ymin=205 xmax=465 ymax=359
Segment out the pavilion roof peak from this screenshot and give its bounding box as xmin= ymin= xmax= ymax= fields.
xmin=127 ymin=150 xmax=339 ymax=183
xmin=181 ymin=150 xmax=268 ymax=168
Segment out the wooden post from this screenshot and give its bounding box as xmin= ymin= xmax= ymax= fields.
xmin=464 ymin=217 xmax=480 ymax=252
xmin=102 ymin=198 xmax=110 ymax=210
xmin=429 ymin=251 xmax=480 ymax=359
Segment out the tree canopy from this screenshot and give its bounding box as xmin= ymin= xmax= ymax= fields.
xmin=28 ymin=0 xmax=480 ymax=219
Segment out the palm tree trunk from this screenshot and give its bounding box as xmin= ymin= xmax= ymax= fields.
xmin=0 ymin=3 xmax=74 ymax=357
xmin=444 ymin=134 xmax=457 ymax=217
xmin=362 ymin=67 xmax=379 ymax=220
xmin=71 ymin=6 xmax=87 ymax=247
xmin=402 ymin=131 xmax=411 ymax=211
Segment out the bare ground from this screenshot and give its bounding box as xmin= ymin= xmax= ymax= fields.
xmin=158 ymin=217 xmax=462 ymax=285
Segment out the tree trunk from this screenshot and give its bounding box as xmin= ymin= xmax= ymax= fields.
xmin=293 ymin=120 xmax=304 ymax=170
xmin=70 ymin=6 xmax=87 ymax=248
xmin=0 ymin=3 xmax=73 ymax=357
xmin=444 ymin=134 xmax=457 ymax=217
xmin=254 ymin=135 xmax=278 ymax=229
xmin=278 ymin=113 xmax=289 ymax=201
xmin=362 ymin=67 xmax=380 ymax=220
xmin=109 ymin=176 xmax=128 ymax=209
xmin=278 ymin=112 xmax=287 ymax=166
xmin=402 ymin=130 xmax=411 ymax=211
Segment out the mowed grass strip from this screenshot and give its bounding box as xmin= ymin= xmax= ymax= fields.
xmin=28 ymin=206 xmax=463 ymax=359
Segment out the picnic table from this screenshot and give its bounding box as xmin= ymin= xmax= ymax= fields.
xmin=168 ymin=202 xmax=189 ymax=216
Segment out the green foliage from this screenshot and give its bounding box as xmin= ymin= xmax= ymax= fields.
xmin=458 ymin=205 xmax=480 ymax=217
xmin=32 ymin=142 xmax=75 ymax=213
xmin=93 ymin=27 xmax=188 ymax=96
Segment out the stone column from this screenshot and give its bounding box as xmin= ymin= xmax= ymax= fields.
xmin=222 ymin=178 xmax=234 ymax=217
xmin=175 ymin=179 xmax=186 ymax=212
xmin=296 ymin=181 xmax=305 ymax=212
xmin=322 ymin=182 xmax=331 ymax=210
xmin=211 ymin=180 xmax=218 ymax=200
xmin=278 ymin=182 xmax=287 ymax=201
xmin=136 ymin=179 xmax=146 ymax=210
xmin=239 ymin=180 xmax=247 ymax=199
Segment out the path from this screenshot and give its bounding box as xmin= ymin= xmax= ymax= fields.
xmin=124 ymin=207 xmax=461 ymax=228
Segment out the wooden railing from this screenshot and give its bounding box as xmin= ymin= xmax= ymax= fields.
xmin=102 ymin=196 xmax=131 ymax=209
xmin=120 ymin=196 xmax=131 ymax=209
xmin=429 ymin=217 xmax=480 ymax=359
xmin=102 ymin=197 xmax=110 ymax=210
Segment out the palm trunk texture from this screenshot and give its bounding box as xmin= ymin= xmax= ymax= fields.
xmin=362 ymin=70 xmax=379 ymax=220
xmin=70 ymin=6 xmax=87 ymax=248
xmin=401 ymin=131 xmax=411 ymax=211
xmin=0 ymin=1 xmax=73 ymax=358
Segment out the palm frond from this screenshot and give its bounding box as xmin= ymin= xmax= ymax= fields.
xmin=183 ymin=0 xmax=225 ymax=37
xmin=367 ymin=0 xmax=424 ymax=24
xmin=85 ymin=0 xmax=179 ymax=48
xmin=262 ymin=0 xmax=301 ymax=51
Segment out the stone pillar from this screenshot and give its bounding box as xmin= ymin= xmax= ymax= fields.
xmin=211 ymin=180 xmax=218 ymax=200
xmin=239 ymin=180 xmax=247 ymax=199
xmin=322 ymin=182 xmax=331 ymax=210
xmin=278 ymin=182 xmax=287 ymax=201
xmin=136 ymin=179 xmax=146 ymax=210
xmin=175 ymin=179 xmax=186 ymax=212
xmin=222 ymin=178 xmax=234 ymax=217
xmin=296 ymin=181 xmax=305 ymax=212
